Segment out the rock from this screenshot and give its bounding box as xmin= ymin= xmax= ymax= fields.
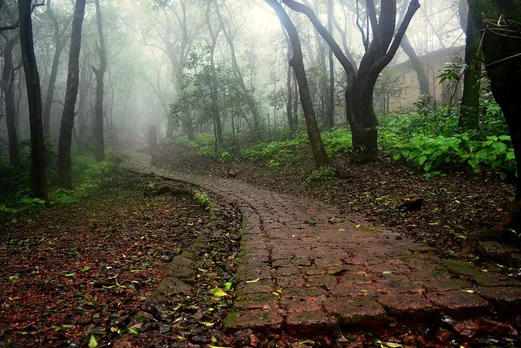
xmin=398 ymin=198 xmax=423 ymax=212
xmin=477 ymin=240 xmax=519 ymax=264
xmin=453 ymin=320 xmax=478 ymax=338
xmin=227 ymin=168 xmax=237 ymax=178
xmin=156 ymin=277 xmax=192 ymax=296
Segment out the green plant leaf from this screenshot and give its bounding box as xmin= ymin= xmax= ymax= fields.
xmin=88 ymin=335 xmax=98 ymax=348
xmin=211 ymin=287 xmax=228 ymax=297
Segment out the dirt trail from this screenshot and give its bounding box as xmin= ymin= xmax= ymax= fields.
xmin=126 ymin=150 xmax=521 ymax=335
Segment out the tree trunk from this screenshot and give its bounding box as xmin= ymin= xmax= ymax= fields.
xmin=326 ymin=0 xmax=335 ymax=128
xmin=266 ymin=0 xmax=330 ymax=168
xmin=459 ymin=3 xmax=480 ymax=130
xmin=57 ymin=0 xmax=86 ymax=189
xmin=42 ymin=45 xmax=64 ymax=136
xmin=206 ymin=4 xmax=223 ymax=143
xmin=293 ymin=75 xmax=299 ymax=126
xmin=286 ymin=59 xmax=294 ymax=129
xmin=1 ymin=36 xmax=20 ymax=166
xmin=19 ymin=0 xmax=48 ymax=200
xmin=183 ymin=109 xmax=195 ymax=141
xmin=282 ymin=0 xmax=420 ymax=161
xmin=166 ymin=118 xmax=175 ymax=138
xmin=401 ymin=34 xmax=430 ymax=96
xmin=42 ymin=0 xmax=69 ymax=137
xmin=283 ymin=30 xmax=294 ymax=130
xmin=215 ymin=3 xmax=261 ymax=131
xmin=93 ymin=0 xmax=106 ymax=162
xmin=468 ymin=0 xmax=521 ymax=239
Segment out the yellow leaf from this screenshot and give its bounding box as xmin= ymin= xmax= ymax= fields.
xmin=88 ymin=335 xmax=98 ymax=348
xmin=211 ymin=287 xmax=228 ymax=297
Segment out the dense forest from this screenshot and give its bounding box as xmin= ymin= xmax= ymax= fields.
xmin=1 ymin=0 xmax=521 ymax=347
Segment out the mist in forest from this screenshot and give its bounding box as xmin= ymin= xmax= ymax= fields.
xmin=0 ymin=0 xmax=463 ymax=151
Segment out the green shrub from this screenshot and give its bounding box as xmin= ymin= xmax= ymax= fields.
xmin=193 ymin=191 xmax=210 ymax=210
xmin=0 ymin=154 xmax=114 ymax=217
xmin=308 ymin=166 xmax=336 ymax=182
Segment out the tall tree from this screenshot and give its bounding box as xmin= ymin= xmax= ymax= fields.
xmin=205 ymin=1 xmax=223 ymax=143
xmin=265 ymin=0 xmax=330 ymax=168
xmin=92 ymin=0 xmax=107 ymax=161
xmin=326 ymin=0 xmax=334 ymax=128
xmin=282 ymin=29 xmax=294 ymax=130
xmin=400 ymin=35 xmax=429 ymax=96
xmin=42 ymin=0 xmax=71 ymax=137
xmin=57 ymin=0 xmax=87 ymax=189
xmin=397 ymin=1 xmax=429 ymax=97
xmin=149 ymin=0 xmax=202 ymax=139
xmin=459 ymin=0 xmax=480 ymax=129
xmin=214 ymin=2 xmax=262 ymax=131
xmin=467 ymin=0 xmax=521 ymax=238
xmin=19 ymin=0 xmax=47 ymax=200
xmin=0 ymin=33 xmax=20 ymax=166
xmin=281 ymin=0 xmax=420 ymax=161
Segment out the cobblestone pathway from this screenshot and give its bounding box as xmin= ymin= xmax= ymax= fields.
xmin=127 ymin=151 xmax=521 ymax=334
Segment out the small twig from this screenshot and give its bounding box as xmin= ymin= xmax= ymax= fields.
xmin=484 ymin=52 xmax=521 ymax=68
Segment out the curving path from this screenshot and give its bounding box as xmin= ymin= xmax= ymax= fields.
xmin=126 ymin=151 xmax=521 ymax=335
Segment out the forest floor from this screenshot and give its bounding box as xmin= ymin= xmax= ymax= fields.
xmin=3 ymin=144 xmax=521 ymax=347
xmin=128 ymin=145 xmax=521 ymax=347
xmin=0 ymin=169 xmax=244 ymax=347
xmin=149 ymin=142 xmax=520 ymax=265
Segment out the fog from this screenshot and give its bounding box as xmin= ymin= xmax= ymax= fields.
xmin=0 ymin=0 xmax=464 ymax=151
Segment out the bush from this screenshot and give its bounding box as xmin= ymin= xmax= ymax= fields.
xmin=308 ymin=166 xmax=336 ymax=182
xmin=0 ymin=154 xmax=115 ymax=217
xmin=172 ymin=99 xmax=512 ymax=180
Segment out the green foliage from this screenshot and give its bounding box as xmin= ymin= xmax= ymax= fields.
xmin=308 ymin=166 xmax=336 ymax=183
xmin=322 ymin=128 xmax=353 ymax=156
xmin=173 ymin=98 xmax=512 ymax=180
xmin=193 ymin=191 xmax=210 ymax=210
xmin=387 ymin=133 xmax=514 ymax=178
xmin=242 ymin=133 xmax=308 ymax=168
xmin=218 ymin=152 xmax=232 ymax=163
xmin=438 ymin=62 xmax=467 ymax=84
xmin=0 ymin=154 xmax=115 ymax=217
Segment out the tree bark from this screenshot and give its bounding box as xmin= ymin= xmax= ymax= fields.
xmin=1 ymin=35 xmax=20 ymax=166
xmin=57 ymin=0 xmax=86 ymax=189
xmin=215 ymin=3 xmax=261 ymax=131
xmin=459 ymin=1 xmax=480 ymax=130
xmin=293 ymin=78 xmax=299 ymax=127
xmin=467 ymin=0 xmax=521 ymax=239
xmin=206 ymin=3 xmax=223 ymax=143
xmin=19 ymin=0 xmax=48 ymax=200
xmin=401 ymin=34 xmax=430 ymax=96
xmin=93 ymin=0 xmax=106 ymax=162
xmin=326 ymin=0 xmax=335 ymax=128
xmin=282 ymin=0 xmax=419 ymax=161
xmin=42 ymin=0 xmax=69 ymax=137
xmin=283 ymin=29 xmax=294 ymax=130
xmin=266 ymin=0 xmax=330 ymax=168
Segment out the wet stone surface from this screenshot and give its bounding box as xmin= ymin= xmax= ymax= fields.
xmin=126 ymin=151 xmax=521 ymax=335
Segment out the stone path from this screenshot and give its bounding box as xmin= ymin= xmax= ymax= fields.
xmin=126 ymin=151 xmax=521 ymax=335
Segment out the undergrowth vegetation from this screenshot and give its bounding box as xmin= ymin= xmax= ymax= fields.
xmin=0 ymin=145 xmax=121 ymax=216
xmin=174 ymin=99 xmax=514 ymax=181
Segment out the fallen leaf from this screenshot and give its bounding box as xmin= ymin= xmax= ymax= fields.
xmin=88 ymin=335 xmax=98 ymax=348
xmin=211 ymin=287 xmax=228 ymax=297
